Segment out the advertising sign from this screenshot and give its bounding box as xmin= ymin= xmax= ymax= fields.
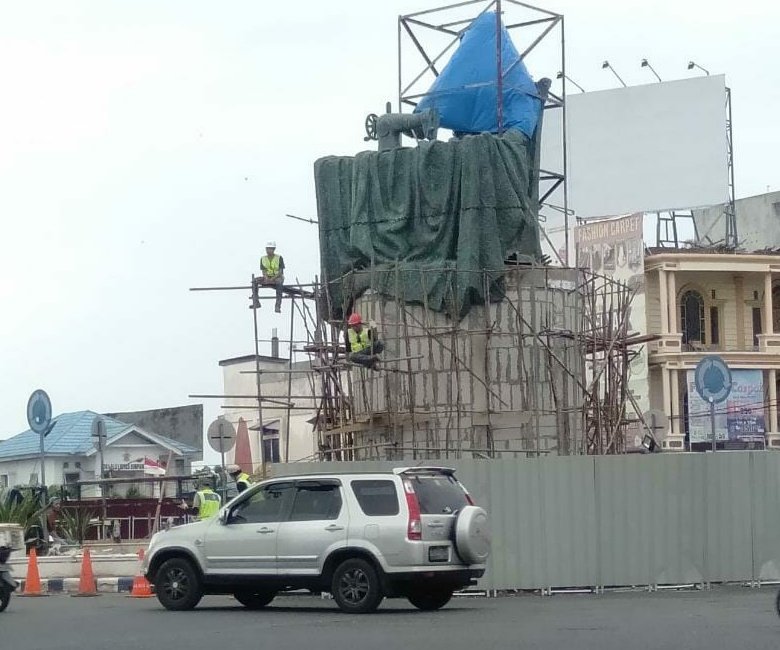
xmin=687 ymin=369 xmax=765 ymax=443
xmin=575 ymin=213 xmax=647 ymax=450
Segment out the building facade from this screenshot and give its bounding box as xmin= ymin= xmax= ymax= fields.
xmin=0 ymin=411 xmax=199 ymax=493
xmin=645 ymin=251 xmax=780 ymax=451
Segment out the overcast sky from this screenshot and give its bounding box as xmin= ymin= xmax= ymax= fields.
xmin=1 ymin=0 xmax=778 ymax=451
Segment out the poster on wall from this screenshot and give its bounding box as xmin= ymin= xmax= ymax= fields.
xmin=687 ymin=369 xmax=766 ymax=443
xmin=575 ymin=213 xmax=648 ymax=449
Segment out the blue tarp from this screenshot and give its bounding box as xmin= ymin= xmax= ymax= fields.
xmin=414 ymin=12 xmax=542 ymax=137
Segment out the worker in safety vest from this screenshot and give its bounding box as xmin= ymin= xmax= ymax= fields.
xmin=227 ymin=464 xmax=253 ymax=494
xmin=180 ymin=475 xmax=222 ymax=521
xmin=252 ymin=241 xmax=285 ymax=312
xmin=345 ymin=312 xmax=384 ymax=370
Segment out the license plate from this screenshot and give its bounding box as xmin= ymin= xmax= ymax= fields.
xmin=429 ymin=546 xmax=449 ymax=562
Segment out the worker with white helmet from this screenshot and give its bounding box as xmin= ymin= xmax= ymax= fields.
xmin=226 ymin=464 xmax=253 ymax=494
xmin=252 ymin=240 xmax=285 ymax=312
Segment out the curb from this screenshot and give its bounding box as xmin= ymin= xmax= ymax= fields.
xmin=18 ymin=577 xmax=136 ymax=594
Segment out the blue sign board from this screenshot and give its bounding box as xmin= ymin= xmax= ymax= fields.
xmin=694 ymin=356 xmax=732 ymax=404
xmin=26 ymin=389 xmax=52 ymax=434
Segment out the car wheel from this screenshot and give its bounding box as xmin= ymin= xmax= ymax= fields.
xmin=154 ymin=558 xmax=203 ymax=611
xmin=407 ymin=589 xmax=453 ymax=611
xmin=233 ymin=590 xmax=276 ymax=610
xmin=0 ymin=585 xmax=10 ymax=613
xmin=331 ymin=558 xmax=384 ymax=614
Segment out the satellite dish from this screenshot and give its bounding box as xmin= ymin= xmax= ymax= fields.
xmin=642 ymin=409 xmax=669 ymax=440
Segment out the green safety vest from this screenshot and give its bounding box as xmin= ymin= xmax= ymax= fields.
xmin=196 ymin=488 xmax=221 ymax=520
xmin=261 ymin=255 xmax=281 ymax=278
xmin=348 ymin=328 xmax=371 ymax=354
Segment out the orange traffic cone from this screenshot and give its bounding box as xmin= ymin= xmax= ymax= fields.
xmin=71 ymin=548 xmax=99 ymax=597
xmin=129 ymin=549 xmax=153 ymax=598
xmin=19 ymin=547 xmax=48 ymax=597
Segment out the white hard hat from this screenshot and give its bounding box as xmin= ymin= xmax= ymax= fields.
xmin=266 ymin=240 xmax=276 ymax=248
xmin=227 ymin=464 xmax=241 ymax=474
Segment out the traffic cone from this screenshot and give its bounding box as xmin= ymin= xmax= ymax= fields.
xmin=71 ymin=548 xmax=99 ymax=597
xmin=129 ymin=549 xmax=153 ymax=598
xmin=19 ymin=547 xmax=48 ymax=597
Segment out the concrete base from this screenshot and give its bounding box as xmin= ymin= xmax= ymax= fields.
xmin=766 ymin=433 xmax=780 ymax=449
xmin=662 ymin=435 xmax=686 ymax=451
xmin=9 ymin=553 xmax=140 ymax=580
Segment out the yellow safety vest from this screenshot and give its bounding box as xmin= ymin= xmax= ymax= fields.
xmin=196 ymin=488 xmax=221 ymax=520
xmin=261 ymin=255 xmax=281 ymax=278
xmin=236 ymin=472 xmax=252 ymax=492
xmin=348 ymin=328 xmax=371 ymax=354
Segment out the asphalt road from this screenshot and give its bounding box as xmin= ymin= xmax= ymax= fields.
xmin=2 ymin=587 xmax=779 ymax=650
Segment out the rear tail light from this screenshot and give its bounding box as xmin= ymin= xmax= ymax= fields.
xmin=459 ymin=481 xmax=475 ymax=505
xmin=403 ymin=479 xmax=422 ymax=540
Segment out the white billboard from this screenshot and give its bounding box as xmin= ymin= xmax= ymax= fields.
xmin=541 ymin=75 xmax=729 ymax=223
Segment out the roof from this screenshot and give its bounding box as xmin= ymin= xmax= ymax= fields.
xmin=219 ymin=354 xmax=287 ymax=367
xmin=0 ymin=411 xmax=198 ymax=460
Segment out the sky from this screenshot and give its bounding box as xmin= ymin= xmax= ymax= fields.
xmin=1 ymin=0 xmax=778 ymax=454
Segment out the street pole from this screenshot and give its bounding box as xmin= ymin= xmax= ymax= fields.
xmin=710 ymin=397 xmax=717 ymax=452
xmin=40 ymin=426 xmax=48 ymax=543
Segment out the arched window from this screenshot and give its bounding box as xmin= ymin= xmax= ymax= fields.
xmin=680 ymin=290 xmax=705 ymax=345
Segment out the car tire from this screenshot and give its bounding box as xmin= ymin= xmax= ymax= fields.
xmin=331 ymin=558 xmax=384 ymax=614
xmin=407 ymin=589 xmax=453 ymax=611
xmin=154 ymin=558 xmax=203 ymax=611
xmin=0 ymin=585 xmax=10 ymax=613
xmin=233 ymin=590 xmax=276 ymax=610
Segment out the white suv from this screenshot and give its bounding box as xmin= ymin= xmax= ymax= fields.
xmin=143 ymin=467 xmax=490 ymax=613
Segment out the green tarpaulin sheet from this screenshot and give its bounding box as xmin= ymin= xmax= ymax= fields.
xmin=314 ymin=130 xmax=542 ymax=319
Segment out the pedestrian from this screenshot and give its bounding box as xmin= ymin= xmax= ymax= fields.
xmin=180 ymin=476 xmax=222 ymax=521
xmin=227 ymin=464 xmax=253 ymax=494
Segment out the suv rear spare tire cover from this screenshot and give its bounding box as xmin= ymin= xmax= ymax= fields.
xmin=455 ymin=506 xmax=490 ymax=564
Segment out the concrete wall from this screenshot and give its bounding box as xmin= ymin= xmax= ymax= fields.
xmin=347 ymin=267 xmax=583 ymax=458
xmin=106 ymin=404 xmax=204 ymax=461
xmin=694 ymin=191 xmax=780 ymax=248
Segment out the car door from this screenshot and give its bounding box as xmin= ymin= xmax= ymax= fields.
xmin=202 ymin=481 xmax=293 ymax=576
xmin=275 ymin=479 xmax=348 ymax=575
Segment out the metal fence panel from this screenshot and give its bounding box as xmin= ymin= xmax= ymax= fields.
xmin=271 ymin=452 xmax=779 ymax=590
xmin=749 ymin=452 xmax=780 ymax=581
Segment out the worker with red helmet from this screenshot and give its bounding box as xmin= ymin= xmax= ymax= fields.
xmin=346 ymin=312 xmax=384 ymax=370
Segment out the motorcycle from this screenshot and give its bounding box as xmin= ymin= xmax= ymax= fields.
xmin=0 ymin=545 xmax=18 ymax=612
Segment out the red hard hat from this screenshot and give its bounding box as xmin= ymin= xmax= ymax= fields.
xmin=348 ymin=313 xmax=362 ymax=326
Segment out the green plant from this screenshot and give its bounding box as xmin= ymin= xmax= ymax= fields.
xmin=125 ymin=485 xmax=142 ymax=499
xmin=57 ymin=506 xmax=96 ymax=545
xmin=0 ymin=489 xmax=40 ymax=529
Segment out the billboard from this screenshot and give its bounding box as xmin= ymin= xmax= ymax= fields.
xmin=687 ymin=369 xmax=766 ymax=443
xmin=574 ymin=214 xmax=648 ymax=450
xmin=540 ymin=75 xmax=729 ymax=257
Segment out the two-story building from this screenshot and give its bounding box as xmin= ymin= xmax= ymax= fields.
xmin=645 ymin=250 xmax=780 ymax=451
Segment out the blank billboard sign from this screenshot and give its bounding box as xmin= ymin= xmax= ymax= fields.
xmin=541 ymin=75 xmax=729 ymax=220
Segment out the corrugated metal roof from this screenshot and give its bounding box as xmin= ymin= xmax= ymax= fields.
xmin=0 ymin=411 xmax=198 ymax=459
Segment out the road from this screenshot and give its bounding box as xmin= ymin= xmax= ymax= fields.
xmin=2 ymin=587 xmax=779 ymax=649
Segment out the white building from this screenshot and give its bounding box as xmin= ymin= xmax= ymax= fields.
xmin=219 ymin=354 xmax=319 ymax=469
xmin=0 ymin=410 xmax=199 ymax=493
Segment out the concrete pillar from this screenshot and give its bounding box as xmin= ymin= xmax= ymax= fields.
xmin=668 ymin=269 xmax=677 ymax=335
xmin=670 ymin=369 xmax=681 ymax=435
xmin=765 ymin=272 xmax=774 ymax=335
xmin=659 ymin=269 xmax=669 ymax=335
xmin=661 ymin=366 xmax=671 ymax=423
xmin=770 ymin=369 xmax=778 ymax=434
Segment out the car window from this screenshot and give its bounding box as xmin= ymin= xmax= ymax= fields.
xmin=407 ymin=474 xmax=468 ymax=515
xmin=231 ymin=482 xmax=291 ymax=524
xmin=351 ymin=480 xmax=400 ymax=516
xmin=289 ymin=485 xmax=342 ymax=521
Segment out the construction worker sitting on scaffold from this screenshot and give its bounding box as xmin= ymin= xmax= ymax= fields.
xmin=252 ymin=241 xmax=285 ymax=312
xmin=227 ymin=464 xmax=253 ymax=494
xmin=346 ymin=312 xmax=384 ymax=370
